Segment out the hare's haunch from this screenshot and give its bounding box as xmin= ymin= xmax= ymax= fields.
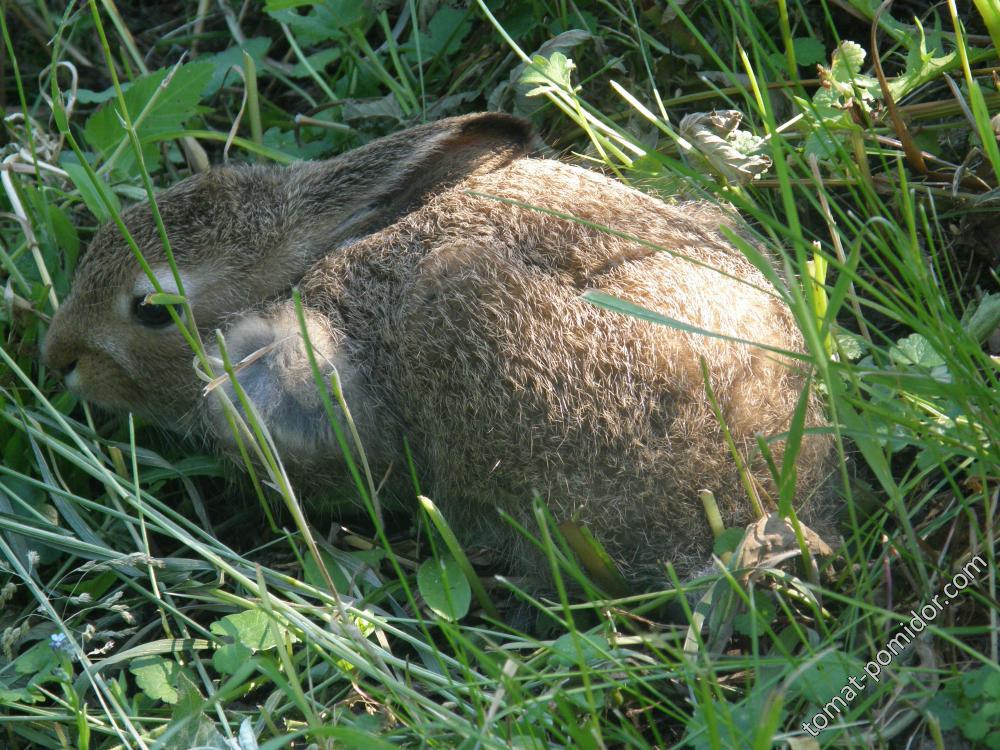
xmin=43 ymin=113 xmax=836 ymax=587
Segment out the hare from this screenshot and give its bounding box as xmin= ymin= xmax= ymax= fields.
xmin=43 ymin=112 xmax=836 ymax=589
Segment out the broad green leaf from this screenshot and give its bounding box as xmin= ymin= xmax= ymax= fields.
xmin=301 ymin=547 xmax=350 ymax=591
xmin=268 ymin=0 xmax=369 ymax=44
xmin=264 ymin=0 xmax=314 ymax=9
xmin=927 ymin=691 xmax=960 ymax=730
xmin=162 ymin=673 xmax=233 ymax=749
xmin=732 ymin=590 xmax=777 ymax=635
xmin=203 ymin=38 xmax=272 ymax=95
xmin=212 ymin=640 xmax=252 ymax=675
xmin=686 ymin=699 xmax=769 ymax=750
xmin=130 ymin=656 xmax=181 ymax=703
xmin=549 ymin=632 xmax=610 ymax=667
xmin=792 ymin=37 xmax=826 ymax=67
xmin=713 ymin=527 xmax=745 ymax=557
xmin=260 ymin=126 xmax=333 ymax=160
xmin=289 ymin=48 xmax=341 ymax=78
xmin=0 ymin=688 xmax=43 ymax=703
xmin=966 ymin=712 xmax=990 ymax=741
xmin=84 ymin=61 xmax=213 ymax=175
xmin=417 ymin=555 xmax=471 ymax=621
xmin=961 ymin=666 xmax=993 ymax=699
xmin=413 ymin=6 xmax=473 ymax=58
xmin=889 ymin=334 xmax=946 ymax=368
xmin=789 ymin=650 xmax=865 ymax=704
xmin=13 ymin=642 xmax=56 ymax=675
xmin=985 ymin=670 xmax=1000 ymax=699
xmin=961 ymin=292 xmax=1000 ymax=343
xmin=210 ymin=609 xmax=297 ymax=652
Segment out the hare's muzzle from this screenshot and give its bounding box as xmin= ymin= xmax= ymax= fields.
xmin=42 ymin=317 xmax=80 ymax=384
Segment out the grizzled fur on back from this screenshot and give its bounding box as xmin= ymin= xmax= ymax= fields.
xmin=44 ymin=112 xmax=837 ymax=590
xmin=295 ymin=158 xmax=836 ymax=580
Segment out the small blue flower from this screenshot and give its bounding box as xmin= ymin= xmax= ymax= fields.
xmin=49 ymin=632 xmax=76 ymax=658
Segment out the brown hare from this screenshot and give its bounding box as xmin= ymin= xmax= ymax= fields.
xmin=43 ymin=112 xmax=836 ymax=590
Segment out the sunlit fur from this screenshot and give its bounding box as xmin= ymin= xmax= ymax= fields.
xmin=44 ymin=113 xmax=837 ymax=588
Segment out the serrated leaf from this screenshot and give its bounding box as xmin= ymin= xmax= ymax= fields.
xmin=268 ymin=0 xmax=369 ymax=44
xmin=792 ymin=37 xmax=826 ymax=67
xmin=84 ymin=62 xmax=213 ymax=175
xmin=414 ymin=6 xmax=473 ymax=58
xmin=966 ymin=712 xmax=990 ymax=741
xmin=491 ymin=31 xmax=590 ymax=114
xmin=789 ymin=650 xmax=865 ymax=704
xmin=984 ymin=670 xmax=1000 ymax=700
xmin=130 ymin=656 xmax=181 ymax=703
xmin=203 ymin=38 xmax=271 ymax=94
xmin=520 ymin=51 xmax=577 ymax=96
xmin=812 ymin=40 xmax=880 ymax=118
xmin=961 ymin=666 xmax=992 ymax=699
xmin=927 ymin=691 xmax=960 ymax=731
xmin=417 ymin=556 xmax=471 ymax=621
xmin=830 ymin=41 xmax=866 ymax=83
xmin=890 ymin=19 xmax=957 ymax=100
xmin=835 ymin=332 xmax=866 ymax=360
xmin=889 ymin=334 xmax=946 ymax=368
xmin=210 ymin=609 xmax=297 ymax=652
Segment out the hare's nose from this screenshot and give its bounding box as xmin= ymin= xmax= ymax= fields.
xmin=45 ymin=352 xmax=79 ymax=384
xmin=41 ymin=325 xmax=80 ymax=377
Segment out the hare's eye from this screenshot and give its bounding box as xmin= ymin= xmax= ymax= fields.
xmin=132 ymin=296 xmax=178 ymax=328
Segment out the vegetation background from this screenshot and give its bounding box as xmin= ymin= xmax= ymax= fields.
xmin=1 ymin=0 xmax=999 ymax=748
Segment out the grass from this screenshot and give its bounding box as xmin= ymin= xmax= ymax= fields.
xmin=1 ymin=0 xmax=999 ymax=748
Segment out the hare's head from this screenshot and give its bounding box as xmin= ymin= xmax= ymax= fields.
xmin=42 ymin=112 xmax=532 ymax=427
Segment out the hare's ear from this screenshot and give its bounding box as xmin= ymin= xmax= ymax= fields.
xmin=383 ymin=112 xmax=534 ymax=206
xmin=293 ymin=113 xmax=534 ymax=239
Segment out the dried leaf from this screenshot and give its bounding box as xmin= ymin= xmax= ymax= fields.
xmin=737 ymin=513 xmax=834 ymax=572
xmin=678 ymin=110 xmax=772 ymax=185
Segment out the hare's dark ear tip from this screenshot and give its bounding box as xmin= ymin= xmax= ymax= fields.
xmin=455 ymin=112 xmax=534 ymax=152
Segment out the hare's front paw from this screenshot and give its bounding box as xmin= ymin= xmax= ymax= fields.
xmin=203 ymin=306 xmax=349 ymax=465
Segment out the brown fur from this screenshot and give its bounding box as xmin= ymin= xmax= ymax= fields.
xmin=43 ymin=113 xmax=837 ymax=588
